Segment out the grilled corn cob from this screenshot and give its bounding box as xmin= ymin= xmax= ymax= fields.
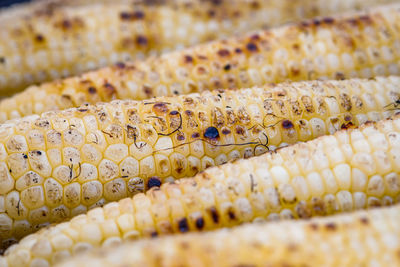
xmin=3 ymin=110 xmax=400 ymax=266
xmin=2 ymin=0 xmax=393 ymax=95
xmin=0 ymin=76 xmax=398 ymax=248
xmin=56 ymin=204 xmax=400 ymax=267
xmin=2 ymin=3 xmax=400 ymax=120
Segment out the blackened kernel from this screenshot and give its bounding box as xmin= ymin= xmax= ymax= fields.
xmin=211 ymin=0 xmax=222 ymax=5
xmin=120 ymin=11 xmax=145 ymax=20
xmin=246 ymin=43 xmax=258 ymax=52
xmin=0 ymin=57 xmax=4 ymax=64
xmin=208 ymin=207 xmax=220 ymax=223
xmin=136 ymin=35 xmax=148 ymax=46
xmin=217 ymin=49 xmax=230 ymax=57
xmin=234 ymin=48 xmax=243 ymax=54
xmin=178 ymin=218 xmax=189 ymax=233
xmin=192 ymin=132 xmax=200 ymax=138
xmin=177 ymin=133 xmax=185 ymax=141
xmin=133 ymin=11 xmax=145 ymax=19
xmin=204 ymin=127 xmax=219 ymax=139
xmin=207 ymin=10 xmax=215 ymax=17
xmin=169 ymin=110 xmax=179 ymax=116
xmin=223 ymin=64 xmax=231 ymax=71
xmin=309 ymin=223 xmax=319 ymax=230
xmin=88 ymin=87 xmax=97 ymax=94
xmin=147 ymin=177 xmax=162 ymax=189
xmin=104 ymin=83 xmax=116 ymax=94
xmin=143 ymin=85 xmax=153 ymax=96
xmin=185 ymin=110 xmax=193 ymax=116
xmin=227 ymin=209 xmax=236 ymax=220
xmin=282 ymin=120 xmax=294 ymax=129
xmin=323 ymin=17 xmax=335 ymax=24
xmin=195 ymin=217 xmax=205 ymax=230
xmin=62 ymin=19 xmax=72 ymax=29
xmin=173 ymin=90 xmax=179 ymax=95
xmin=250 ymin=34 xmax=260 ymax=41
xmin=184 ymin=55 xmax=193 ymax=63
xmin=221 ymin=128 xmax=231 ymax=135
xmin=23 ymin=154 xmax=28 ymax=159
xmin=150 ymin=231 xmax=158 ymax=238
xmin=360 ymin=217 xmax=369 ymax=225
xmin=115 ymin=62 xmax=126 ymax=68
xmin=313 ymin=19 xmax=321 ymax=26
xmin=35 ymin=34 xmax=45 ymax=42
xmin=325 ymin=222 xmax=337 ymax=231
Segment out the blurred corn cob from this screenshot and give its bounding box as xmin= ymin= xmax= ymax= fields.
xmin=2 ymin=3 xmax=400 ymax=121
xmin=55 ymin=204 xmax=400 ymax=267
xmin=2 ymin=0 xmax=396 ymax=95
xmin=3 ymin=111 xmax=400 ymax=266
xmin=0 ymin=76 xmax=398 ymax=248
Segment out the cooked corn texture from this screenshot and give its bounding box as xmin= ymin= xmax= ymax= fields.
xmin=2 ymin=3 xmax=400 ymax=120
xmin=2 ymin=0 xmax=393 ymax=95
xmin=3 ymin=110 xmax=400 ymax=267
xmin=55 ymin=205 xmax=400 ymax=267
xmin=1 ymin=76 xmax=399 ymax=248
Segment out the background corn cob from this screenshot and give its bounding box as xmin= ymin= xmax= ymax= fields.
xmin=55 ymin=204 xmax=400 ymax=267
xmin=3 ymin=111 xmax=400 ymax=266
xmin=0 ymin=76 xmax=398 ymax=249
xmin=2 ymin=3 xmax=400 ymax=122
xmin=2 ymin=0 xmax=394 ymax=95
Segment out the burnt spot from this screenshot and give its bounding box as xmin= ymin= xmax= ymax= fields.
xmin=217 ymin=49 xmax=230 ymax=57
xmin=340 ymin=93 xmax=352 ymax=111
xmin=313 ymin=19 xmax=321 ymax=26
xmin=325 ymin=222 xmax=337 ymax=231
xmin=176 ymin=132 xmax=185 ymax=141
xmin=185 ymin=110 xmax=193 ymax=116
xmin=223 ymin=64 xmax=231 ymax=71
xmin=170 ymin=110 xmax=179 ymax=116
xmin=195 ymin=217 xmax=205 ymax=230
xmin=143 ymin=85 xmax=153 ymax=96
xmin=184 ymin=55 xmax=193 ymax=63
xmin=281 ymin=120 xmax=294 ymax=129
xmin=136 ymin=35 xmax=148 ymax=46
xmin=23 ymin=154 xmax=28 ymax=159
xmin=309 ymin=223 xmax=319 ymax=231
xmin=61 ymin=19 xmax=72 ymax=29
xmin=360 ymin=217 xmax=369 ymax=225
xmin=246 ymin=42 xmax=258 ymax=52
xmin=235 ymin=48 xmax=243 ymax=54
xmin=292 ymin=43 xmax=300 ymax=50
xmin=221 ymin=128 xmax=231 ymax=135
xmin=344 ymin=115 xmax=352 ymax=122
xmin=207 ymin=10 xmax=215 ymax=17
xmin=323 ymin=17 xmax=335 ymax=24
xmin=88 ymin=87 xmax=97 ymax=94
xmin=120 ymin=11 xmax=145 ymax=20
xmin=359 ymin=15 xmax=372 ymax=24
xmin=0 ymin=57 xmax=4 ymax=64
xmin=208 ymin=207 xmax=220 ymax=224
xmin=211 ymin=0 xmax=222 ymax=5
xmin=192 ymin=132 xmax=200 ymax=139
xmin=115 ymin=62 xmax=126 ymax=68
xmin=147 ymin=177 xmax=162 ymax=189
xmin=178 ymin=218 xmax=189 ymax=233
xmin=250 ymin=34 xmax=260 ymax=41
xmin=152 ymin=102 xmax=169 ymax=115
xmin=204 ymin=127 xmax=219 ymax=139
xmin=103 ymin=83 xmax=116 ymax=96
xmin=235 ymin=125 xmax=246 ymax=136
xmin=227 ymin=208 xmax=236 ymax=220
xmin=150 ymin=231 xmax=158 ymax=238
xmin=35 ymin=34 xmax=45 ymax=42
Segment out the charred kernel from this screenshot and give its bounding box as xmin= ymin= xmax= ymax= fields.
xmin=150 ymin=232 xmax=158 ymax=238
xmin=184 ymin=55 xmax=193 ymax=63
xmin=176 ymin=133 xmax=185 ymax=141
xmin=360 ymin=217 xmax=369 ymax=224
xmin=222 ymin=128 xmax=231 ymax=135
xmin=246 ymin=43 xmax=258 ymax=52
xmin=184 ymin=110 xmax=193 ymax=116
xmin=227 ymin=209 xmax=236 ymax=220
xmin=152 ymin=103 xmax=169 ymax=114
xmin=115 ymin=62 xmax=126 ymax=68
xmin=35 ymin=34 xmax=45 ymax=42
xmin=169 ymin=111 xmax=179 ymax=116
xmin=136 ymin=36 xmax=148 ymax=46
xmin=192 ymin=133 xmax=200 ymax=139
xmin=147 ymin=177 xmax=162 ymax=189
xmin=323 ymin=17 xmax=335 ymax=24
xmin=309 ymin=223 xmax=319 ymax=230
xmin=195 ymin=217 xmax=205 ymax=230
xmin=325 ymin=222 xmax=337 ymax=231
xmin=234 ymin=48 xmax=243 ymax=54
xmin=120 ymin=11 xmax=145 ymax=20
xmin=223 ymin=64 xmax=231 ymax=71
xmin=313 ymin=19 xmax=321 ymax=26
xmin=217 ymin=49 xmax=230 ymax=57
xmin=282 ymin=120 xmax=294 ymax=129
xmin=208 ymin=207 xmax=219 ymax=223
xmin=88 ymin=87 xmax=97 ymax=94
xmin=204 ymin=127 xmax=219 ymax=139
xmin=178 ymin=218 xmax=189 ymax=233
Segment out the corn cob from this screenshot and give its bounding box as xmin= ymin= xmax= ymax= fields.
xmin=1 ymin=2 xmax=400 ymax=119
xmin=2 ymin=0 xmax=393 ymax=95
xmin=0 ymin=76 xmax=398 ymax=249
xmin=3 ymin=109 xmax=400 ymax=267
xmin=55 ymin=204 xmax=400 ymax=267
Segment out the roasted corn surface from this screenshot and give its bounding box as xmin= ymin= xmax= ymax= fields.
xmin=2 ymin=3 xmax=400 ymax=121
xmin=55 ymin=204 xmax=400 ymax=267
xmin=0 ymin=77 xmax=398 ymax=248
xmin=2 ymin=0 xmax=393 ymax=95
xmin=3 ymin=112 xmax=400 ymax=266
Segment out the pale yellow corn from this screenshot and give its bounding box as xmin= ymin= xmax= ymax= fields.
xmin=2 ymin=0 xmax=393 ymax=95
xmin=3 ymin=110 xmax=400 ymax=267
xmin=56 ymin=204 xmax=400 ymax=267
xmin=2 ymin=3 xmax=400 ymax=120
xmin=0 ymin=76 xmax=398 ymax=248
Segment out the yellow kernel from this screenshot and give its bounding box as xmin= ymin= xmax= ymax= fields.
xmin=129 ymin=142 xmax=153 ymax=160
xmin=0 ymin=162 xmax=14 ymax=194
xmin=16 ymin=171 xmax=44 ymax=191
xmin=104 ymin=144 xmax=128 ymax=163
xmin=104 ymin=178 xmax=127 ymax=201
xmin=82 ymin=181 xmax=103 ymax=206
xmin=6 ymin=135 xmax=28 ymax=153
xmin=63 ymin=183 xmax=81 ymax=208
xmin=21 ymin=186 xmax=45 ymax=209
xmin=99 ymin=159 xmax=119 ymax=183
xmin=44 ymin=178 xmax=63 ymax=207
xmin=154 ymin=136 xmax=173 ymax=156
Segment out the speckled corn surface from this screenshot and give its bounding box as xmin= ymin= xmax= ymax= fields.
xmin=0 ymin=77 xmax=398 ymax=248
xmin=3 ymin=111 xmax=400 ymax=267
xmin=2 ymin=2 xmax=400 ymax=121
xmin=56 ymin=204 xmax=400 ymax=267
xmin=2 ymin=0 xmax=392 ymax=95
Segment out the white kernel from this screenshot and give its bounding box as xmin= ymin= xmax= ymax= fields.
xmin=270 ymin=166 xmax=290 ymax=185
xmin=367 ymin=175 xmax=385 ymax=197
xmin=306 ymin=172 xmax=325 ymax=197
xmin=336 ymin=191 xmax=353 ymax=211
xmin=333 ymin=164 xmax=351 ymax=190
